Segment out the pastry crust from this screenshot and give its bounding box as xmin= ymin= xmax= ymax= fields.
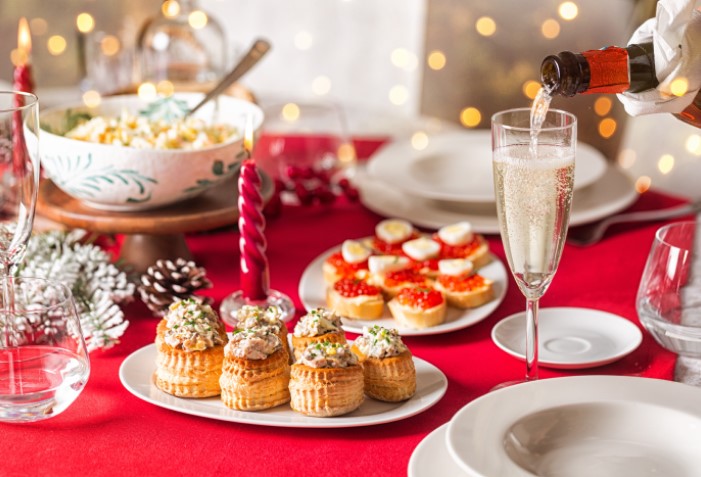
xmin=220 ymin=348 xmax=291 ymax=411
xmin=434 ymin=277 xmax=494 ymax=309
xmin=351 ymin=347 xmax=416 ymax=402
xmin=154 ymin=320 xmax=227 ymax=398
xmin=289 ymin=363 xmax=364 ymax=417
xmin=387 ymin=298 xmax=447 ymax=329
xmin=326 ymin=287 xmax=384 ymax=321
xmin=291 ymin=331 xmax=347 ymax=362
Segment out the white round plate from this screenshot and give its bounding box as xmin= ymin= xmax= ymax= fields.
xmin=366 ymin=130 xmax=607 ymax=203
xmin=445 ymin=376 xmax=701 ymax=477
xmin=119 ymin=343 xmax=447 ymax=428
xmin=356 ymin=163 xmax=637 ymax=233
xmin=298 ymin=243 xmax=507 ymax=336
xmin=491 ymin=307 xmax=643 ymax=369
xmin=408 ymin=423 xmax=470 ymax=477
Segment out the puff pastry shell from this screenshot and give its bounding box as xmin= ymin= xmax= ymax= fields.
xmin=291 ymin=331 xmax=347 ymax=363
xmin=289 ymin=364 xmax=364 ymax=417
xmin=352 ymin=348 xmax=416 ymax=402
xmin=220 ymin=348 xmax=291 ymax=411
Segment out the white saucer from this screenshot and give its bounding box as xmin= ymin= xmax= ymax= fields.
xmin=491 ymin=307 xmax=643 ymax=369
xmin=366 ymin=130 xmax=607 ymax=203
xmin=356 ymin=163 xmax=637 ymax=232
xmin=446 ymin=376 xmax=701 ymax=477
xmin=408 ymin=423 xmax=469 ymax=477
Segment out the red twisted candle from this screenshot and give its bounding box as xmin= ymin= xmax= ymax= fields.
xmin=238 ymin=156 xmax=270 ymax=300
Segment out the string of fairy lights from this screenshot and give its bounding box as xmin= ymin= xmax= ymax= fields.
xmin=8 ymin=0 xmax=701 ymax=196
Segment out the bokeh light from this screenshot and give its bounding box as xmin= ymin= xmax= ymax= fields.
xmin=162 ymin=0 xmax=180 ymax=17
xmin=635 ymin=176 xmax=652 ymax=193
xmin=475 ymin=17 xmax=496 ymax=37
xmin=460 ymin=107 xmax=482 ymax=127
xmin=427 ymin=50 xmax=446 ymax=70
xmin=100 ymin=35 xmax=121 ymax=56
xmin=670 ymin=77 xmax=689 ymax=97
xmin=188 ymin=10 xmax=208 ymax=30
xmin=598 ymin=118 xmax=617 ymax=138
xmin=617 ymin=148 xmax=637 ymax=169
xmin=312 ymin=76 xmax=332 ymax=95
xmin=137 ymin=82 xmax=157 ymax=101
xmin=282 ymin=103 xmax=301 ymax=121
xmin=411 ymin=131 xmax=429 ymax=150
xmin=594 ymin=97 xmax=612 ymax=116
xmin=558 ymin=2 xmax=579 ymax=20
xmin=685 ymin=134 xmax=701 ymax=156
xmin=522 ymin=80 xmax=541 ymax=99
xmin=657 ymin=154 xmax=675 ymax=174
xmin=541 ymin=19 xmax=561 ymax=39
xmin=157 ymin=80 xmax=175 ymax=96
xmin=47 ymin=35 xmax=67 ymax=55
xmin=76 ymin=13 xmax=95 ymax=34
xmin=389 ymin=85 xmax=409 ymax=105
xmin=82 ymin=90 xmax=102 ymax=108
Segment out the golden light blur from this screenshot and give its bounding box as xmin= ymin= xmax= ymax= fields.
xmin=162 ymin=0 xmax=180 ymax=18
xmin=657 ymin=154 xmax=675 ymax=174
xmin=558 ymin=2 xmax=579 ymax=20
xmin=157 ymin=80 xmax=175 ymax=96
xmin=685 ymin=134 xmax=701 ymax=155
xmin=29 ymin=18 xmax=47 ymax=36
xmin=635 ymin=175 xmax=652 ymax=193
xmin=82 ymin=90 xmax=102 ymax=108
xmin=522 ymin=80 xmax=541 ymax=99
xmin=294 ymin=31 xmax=313 ymax=50
xmin=541 ymin=19 xmax=561 ymax=39
xmin=427 ymin=50 xmax=446 ymax=70
xmin=617 ymin=148 xmax=637 ymax=169
xmin=389 ymin=85 xmax=409 ymax=105
xmin=460 ymin=107 xmax=482 ymax=127
xmin=137 ymin=82 xmax=157 ymax=101
xmin=390 ymin=48 xmax=418 ymax=71
xmin=337 ymin=143 xmax=357 ymax=166
xmin=47 ymin=35 xmax=67 ymax=55
xmin=475 ymin=17 xmax=496 ymax=37
xmin=598 ymin=118 xmax=617 ymax=138
xmin=100 ymin=35 xmax=121 ymax=56
xmin=244 ymin=115 xmax=254 ymax=152
xmin=312 ymin=75 xmax=332 ymax=95
xmin=670 ymin=77 xmax=689 ymax=97
xmin=594 ymin=97 xmax=612 ymax=116
xmin=76 ymin=13 xmax=95 ymax=34
xmin=10 ymin=49 xmax=28 ymax=67
xmin=411 ymin=131 xmax=429 ymax=150
xmin=281 ymin=103 xmax=301 ymax=121
xmin=188 ymin=10 xmax=208 ymax=30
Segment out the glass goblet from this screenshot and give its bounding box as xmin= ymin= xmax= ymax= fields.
xmin=0 ymin=277 xmax=90 ymax=422
xmin=492 ymin=107 xmax=576 ymax=385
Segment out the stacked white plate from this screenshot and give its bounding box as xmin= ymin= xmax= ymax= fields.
xmin=409 ymin=376 xmax=701 ymax=476
xmin=358 ymin=130 xmax=638 ymax=232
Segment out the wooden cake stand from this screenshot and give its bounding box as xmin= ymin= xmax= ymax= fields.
xmin=37 ymin=175 xmax=273 ymax=273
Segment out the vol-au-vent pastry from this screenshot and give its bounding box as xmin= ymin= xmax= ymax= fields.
xmin=235 ymin=304 xmax=291 ymax=360
xmin=292 ymin=307 xmax=347 ymax=362
xmin=155 ymin=299 xmax=227 ymax=398
xmin=351 ymin=325 xmax=416 ymax=402
xmin=326 ymin=277 xmax=384 ymax=320
xmin=387 ymin=287 xmax=447 ymax=329
xmin=219 ymin=327 xmax=291 ymax=411
xmin=289 ymin=342 xmax=364 ymax=417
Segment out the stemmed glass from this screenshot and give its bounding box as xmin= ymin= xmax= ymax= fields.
xmin=492 ymin=107 xmax=576 ymax=384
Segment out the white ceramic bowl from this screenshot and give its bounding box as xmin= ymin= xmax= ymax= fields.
xmin=38 ymin=93 xmax=263 ymax=211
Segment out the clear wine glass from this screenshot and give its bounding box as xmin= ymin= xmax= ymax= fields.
xmin=0 ymin=277 xmax=90 ymax=422
xmin=492 ymin=107 xmax=576 ymax=385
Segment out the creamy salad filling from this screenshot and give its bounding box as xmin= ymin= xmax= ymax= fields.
xmin=354 ymin=325 xmax=408 ymax=359
xmin=64 ymin=111 xmax=237 ymax=150
xmin=235 ymin=305 xmax=283 ymax=333
xmin=298 ymin=342 xmax=358 ymax=368
xmin=164 ymin=299 xmax=224 ymax=352
xmin=226 ymin=327 xmax=281 ymax=360
xmin=293 ymin=307 xmax=342 ymax=337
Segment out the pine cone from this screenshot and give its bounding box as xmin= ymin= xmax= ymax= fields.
xmin=138 ymin=258 xmax=213 ymax=316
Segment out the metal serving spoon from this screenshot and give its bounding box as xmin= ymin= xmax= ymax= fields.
xmin=185 ymin=38 xmax=271 ymax=117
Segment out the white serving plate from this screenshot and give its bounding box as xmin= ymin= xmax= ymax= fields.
xmin=446 ymin=376 xmax=701 ymax=477
xmin=491 ymin=307 xmax=643 ymax=369
xmin=298 ymin=244 xmax=507 ymax=336
xmin=366 ymin=130 xmax=607 ymax=203
xmin=408 ymin=423 xmax=469 ymax=477
xmin=119 ymin=343 xmax=447 ymax=428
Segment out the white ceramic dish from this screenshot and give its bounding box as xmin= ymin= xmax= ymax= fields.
xmin=356 ymin=163 xmax=637 ymax=232
xmin=491 ymin=307 xmax=643 ymax=369
xmin=38 ymin=93 xmax=263 ymax=211
xmin=408 ymin=423 xmax=469 ymax=477
xmin=119 ymin=343 xmax=447 ymax=428
xmin=298 ymin=244 xmax=507 ymax=336
xmin=366 ymin=130 xmax=607 ymax=203
xmin=446 ymin=376 xmax=701 ymax=477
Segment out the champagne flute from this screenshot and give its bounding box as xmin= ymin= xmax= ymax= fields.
xmin=492 ymin=107 xmax=576 ymax=384
xmin=0 ymin=91 xmax=41 ymax=347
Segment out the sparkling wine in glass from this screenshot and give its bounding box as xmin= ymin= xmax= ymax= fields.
xmin=492 ymin=106 xmax=576 ymax=384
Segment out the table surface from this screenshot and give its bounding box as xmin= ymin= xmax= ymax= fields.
xmin=1 ymin=140 xmax=691 ymax=477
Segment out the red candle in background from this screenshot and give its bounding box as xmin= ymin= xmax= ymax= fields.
xmin=13 ymin=18 xmax=35 ymax=95
xmin=238 ymin=117 xmax=270 ymax=300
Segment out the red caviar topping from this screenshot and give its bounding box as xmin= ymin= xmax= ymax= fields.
xmin=437 ymin=274 xmax=487 ymax=292
xmin=326 ymin=252 xmax=368 ymax=278
xmin=333 ymin=278 xmax=380 ymax=298
xmin=384 ymin=269 xmax=428 ymax=288
xmin=434 ymin=235 xmax=481 ymax=259
xmin=396 ymin=287 xmax=444 ymax=310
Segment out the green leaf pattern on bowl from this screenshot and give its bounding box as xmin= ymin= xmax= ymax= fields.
xmin=44 ymin=152 xmax=157 ymax=203
xmin=182 ymin=156 xmax=243 ymax=195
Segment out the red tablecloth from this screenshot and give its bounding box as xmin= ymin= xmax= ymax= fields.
xmin=0 ymin=140 xmax=690 ymax=477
